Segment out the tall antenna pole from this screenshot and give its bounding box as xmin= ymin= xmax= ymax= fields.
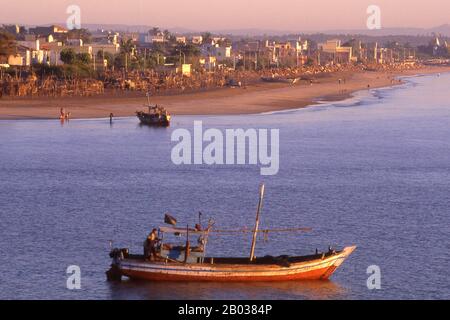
xmin=250 ymin=184 xmax=265 ymax=262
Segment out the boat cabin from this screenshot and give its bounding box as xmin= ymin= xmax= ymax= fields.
xmin=157 ymin=226 xmax=209 ymax=264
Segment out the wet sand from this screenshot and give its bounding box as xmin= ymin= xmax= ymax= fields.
xmin=0 ymin=66 xmax=449 ymax=120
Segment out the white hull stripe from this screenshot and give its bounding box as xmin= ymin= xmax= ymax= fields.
xmin=120 ymin=256 xmax=347 ymax=275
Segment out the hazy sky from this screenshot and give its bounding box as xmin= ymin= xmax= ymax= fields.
xmin=1 ymin=0 xmax=449 ymax=31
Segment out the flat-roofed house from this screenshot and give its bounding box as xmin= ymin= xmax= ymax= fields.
xmin=29 ymin=25 xmax=68 ymax=36
xmin=213 ymin=45 xmax=232 ymax=61
xmin=318 ymin=39 xmax=353 ymax=64
xmin=181 ymin=63 xmax=191 ymax=76
xmin=90 ymin=43 xmax=120 ymax=56
xmin=8 ymin=54 xmax=25 ymax=66
xmin=176 ymin=36 xmax=186 ymax=44
xmin=144 ymin=34 xmax=165 ymax=44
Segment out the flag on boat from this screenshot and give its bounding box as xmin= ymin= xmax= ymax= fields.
xmin=164 ymin=214 xmax=177 ymax=226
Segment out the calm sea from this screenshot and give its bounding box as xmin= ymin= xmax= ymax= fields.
xmin=1 ymin=72 xmax=449 ymax=300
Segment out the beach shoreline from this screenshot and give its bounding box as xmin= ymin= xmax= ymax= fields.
xmin=1 ymin=65 xmax=449 ymax=120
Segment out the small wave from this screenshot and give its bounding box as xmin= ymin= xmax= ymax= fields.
xmin=261 ymin=74 xmax=424 ymax=116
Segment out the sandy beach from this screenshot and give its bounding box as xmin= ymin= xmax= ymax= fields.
xmin=1 ymin=65 xmax=449 ymax=120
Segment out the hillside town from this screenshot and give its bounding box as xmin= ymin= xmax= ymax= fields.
xmin=1 ymin=24 xmax=450 ymax=98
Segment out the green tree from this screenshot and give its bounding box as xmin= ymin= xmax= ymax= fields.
xmin=0 ymin=31 xmax=16 ymax=60
xmin=76 ymin=53 xmax=91 ymax=64
xmin=114 ymin=53 xmax=128 ymax=69
xmin=60 ymin=48 xmax=77 ymax=64
xmin=152 ymin=43 xmax=166 ymax=54
xmin=202 ymin=32 xmax=213 ymax=44
xmin=97 ymin=50 xmax=114 ymax=67
xmin=120 ymin=39 xmax=135 ymax=55
xmin=183 ymin=44 xmax=200 ymax=57
xmin=172 ymin=43 xmax=200 ymax=59
xmin=143 ymin=52 xmax=159 ymax=68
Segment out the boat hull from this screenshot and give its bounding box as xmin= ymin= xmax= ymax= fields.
xmin=136 ymin=112 xmax=170 ymax=127
xmin=116 ymin=246 xmax=356 ymax=282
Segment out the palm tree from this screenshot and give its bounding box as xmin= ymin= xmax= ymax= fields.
xmin=163 ymin=29 xmax=176 ymax=44
xmin=120 ymin=39 xmax=135 ymax=55
xmin=202 ymin=32 xmax=213 ymax=44
xmin=150 ymin=27 xmax=161 ymax=36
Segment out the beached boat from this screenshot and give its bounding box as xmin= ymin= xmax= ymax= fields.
xmin=261 ymin=76 xmax=300 ymax=84
xmin=106 ymin=185 xmax=356 ymax=282
xmin=136 ymin=94 xmax=171 ymax=127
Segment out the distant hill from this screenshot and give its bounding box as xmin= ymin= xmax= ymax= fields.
xmin=82 ymin=24 xmax=197 ymax=34
xmin=212 ymin=25 xmax=450 ymax=37
xmin=318 ymin=25 xmax=450 ymax=37
xmin=110 ymin=24 xmax=450 ymax=37
xmin=5 ymin=22 xmax=450 ymax=37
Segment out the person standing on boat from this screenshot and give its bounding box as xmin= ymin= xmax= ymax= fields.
xmin=144 ymin=229 xmax=159 ymax=261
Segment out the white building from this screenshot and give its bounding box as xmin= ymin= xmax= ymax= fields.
xmin=176 ymin=36 xmax=186 ymax=44
xmin=15 ymin=40 xmax=49 ymax=65
xmin=191 ymin=36 xmax=203 ymax=45
xmin=90 ymin=44 xmax=120 ymax=56
xmin=8 ymin=54 xmax=26 ymax=66
xmin=144 ymin=35 xmax=165 ymax=44
xmin=318 ymin=39 xmax=354 ymax=63
xmin=201 ymin=43 xmax=232 ymax=62
xmin=213 ymin=45 xmax=232 ymax=61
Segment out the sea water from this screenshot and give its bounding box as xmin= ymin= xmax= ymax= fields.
xmin=0 ymin=72 xmax=449 ymax=300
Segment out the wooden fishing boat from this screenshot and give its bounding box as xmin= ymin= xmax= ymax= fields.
xmin=106 ymin=185 xmax=356 ymax=282
xmin=136 ymin=108 xmax=171 ymax=127
xmin=136 ymin=93 xmax=171 ymax=127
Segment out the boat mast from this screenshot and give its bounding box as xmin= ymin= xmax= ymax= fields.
xmin=146 ymin=92 xmax=151 ymax=106
xmin=184 ymin=224 xmax=190 ymax=263
xmin=250 ymin=184 xmax=265 ymax=262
